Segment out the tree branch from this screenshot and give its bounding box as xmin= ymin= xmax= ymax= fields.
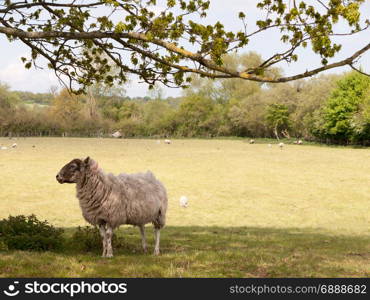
xmin=1 ymin=0 xmax=369 ymax=91
xmin=1 ymin=25 xmax=369 ymax=83
xmin=349 ymin=64 xmax=370 ymax=77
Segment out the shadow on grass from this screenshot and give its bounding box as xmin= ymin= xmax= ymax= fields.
xmin=0 ymin=226 xmax=369 ymax=277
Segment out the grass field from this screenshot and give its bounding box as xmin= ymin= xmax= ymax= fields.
xmin=0 ymin=137 xmax=369 ymax=277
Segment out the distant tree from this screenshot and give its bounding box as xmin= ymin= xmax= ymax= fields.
xmin=185 ymin=52 xmax=277 ymax=103
xmin=0 ymin=82 xmax=19 ymax=109
xmin=315 ymin=72 xmax=370 ymax=144
xmin=176 ymin=95 xmax=215 ymax=136
xmin=0 ymin=82 xmax=20 ymax=135
xmin=49 ymin=85 xmax=59 ymax=99
xmin=289 ymin=75 xmax=341 ymax=138
xmin=351 ymin=95 xmax=370 ymax=143
xmin=49 ymin=89 xmax=84 ymax=132
xmin=0 ymin=1 xmax=368 ymax=92
xmin=227 ymin=93 xmax=268 ymax=137
xmin=265 ymin=103 xmax=291 ymax=140
xmin=143 ymin=99 xmax=174 ymax=135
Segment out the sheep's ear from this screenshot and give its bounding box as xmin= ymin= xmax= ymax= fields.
xmin=84 ymin=157 xmax=90 ymax=165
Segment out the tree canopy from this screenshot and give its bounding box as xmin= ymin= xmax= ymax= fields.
xmin=0 ymin=0 xmax=369 ymax=92
xmin=314 ymin=71 xmax=370 ymax=143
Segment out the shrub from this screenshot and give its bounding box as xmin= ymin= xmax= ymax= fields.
xmin=70 ymin=226 xmax=102 ymax=253
xmin=0 ymin=215 xmax=64 ymax=251
xmin=69 ymin=226 xmax=124 ymax=253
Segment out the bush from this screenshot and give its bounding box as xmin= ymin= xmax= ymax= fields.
xmin=70 ymin=226 xmax=102 ymax=253
xmin=0 ymin=215 xmax=64 ymax=251
xmin=70 ymin=226 xmax=124 ymax=253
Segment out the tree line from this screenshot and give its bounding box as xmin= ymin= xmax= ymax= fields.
xmin=0 ymin=54 xmax=369 ymax=145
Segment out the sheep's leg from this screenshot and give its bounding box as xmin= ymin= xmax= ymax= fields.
xmin=154 ymin=228 xmax=160 ymax=256
xmin=105 ymin=225 xmax=114 ymax=258
xmin=139 ymin=225 xmax=147 ymax=253
xmin=98 ymin=224 xmax=107 ymax=257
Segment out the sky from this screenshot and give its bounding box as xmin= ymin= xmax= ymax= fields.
xmin=0 ymin=0 xmax=369 ymax=97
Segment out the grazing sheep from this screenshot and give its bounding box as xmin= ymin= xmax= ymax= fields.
xmin=111 ymin=131 xmax=122 ymax=138
xmin=56 ymin=157 xmax=168 ymax=257
xmin=297 ymin=139 xmax=303 ymax=145
xmin=11 ymin=143 xmax=17 ymax=148
xmin=249 ymin=139 xmax=255 ymax=144
xmin=278 ymin=142 xmax=284 ymax=150
xmin=180 ymin=196 xmax=188 ymax=208
xmin=164 ymin=139 xmax=171 ymax=144
xmin=1 ymin=146 xmax=8 ymax=150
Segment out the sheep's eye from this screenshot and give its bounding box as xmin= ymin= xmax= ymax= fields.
xmin=70 ymin=164 xmax=77 ymax=170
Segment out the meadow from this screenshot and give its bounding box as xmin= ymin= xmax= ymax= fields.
xmin=0 ymin=137 xmax=369 ymax=277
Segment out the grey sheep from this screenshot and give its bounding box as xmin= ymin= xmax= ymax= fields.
xmin=56 ymin=157 xmax=168 ymax=257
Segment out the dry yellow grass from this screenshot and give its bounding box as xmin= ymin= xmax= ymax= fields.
xmin=0 ymin=137 xmax=369 ymax=234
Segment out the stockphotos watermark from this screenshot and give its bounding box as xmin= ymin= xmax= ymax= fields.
xmin=2 ymin=280 xmax=127 ymax=297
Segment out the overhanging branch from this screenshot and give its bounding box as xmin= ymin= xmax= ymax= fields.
xmin=0 ymin=26 xmax=369 ymax=83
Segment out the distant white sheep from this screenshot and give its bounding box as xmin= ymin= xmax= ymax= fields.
xmin=1 ymin=146 xmax=8 ymax=150
xmin=164 ymin=139 xmax=171 ymax=144
xmin=11 ymin=143 xmax=17 ymax=148
xmin=268 ymin=144 xmax=272 ymax=148
xmin=111 ymin=131 xmax=122 ymax=138
xmin=180 ymin=196 xmax=188 ymax=208
xmin=298 ymin=139 xmax=303 ymax=145
xmin=279 ymin=142 xmax=284 ymax=150
xmin=249 ymin=139 xmax=255 ymax=144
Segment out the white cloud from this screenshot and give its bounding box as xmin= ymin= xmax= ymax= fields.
xmin=0 ymin=41 xmax=60 ymax=93
xmin=0 ymin=60 xmax=59 ymax=92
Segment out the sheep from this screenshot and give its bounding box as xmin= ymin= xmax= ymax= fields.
xmin=297 ymin=139 xmax=303 ymax=145
xmin=179 ymin=195 xmax=188 ymax=208
xmin=267 ymin=143 xmax=272 ymax=148
xmin=111 ymin=131 xmax=122 ymax=138
xmin=56 ymin=157 xmax=168 ymax=257
xmin=11 ymin=143 xmax=17 ymax=148
xmin=164 ymin=139 xmax=171 ymax=144
xmin=249 ymin=139 xmax=255 ymax=144
xmin=1 ymin=146 xmax=8 ymax=150
xmin=278 ymin=142 xmax=284 ymax=150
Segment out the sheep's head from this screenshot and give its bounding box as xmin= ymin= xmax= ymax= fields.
xmin=56 ymin=157 xmax=95 ymax=184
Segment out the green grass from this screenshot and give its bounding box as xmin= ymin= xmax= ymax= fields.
xmin=1 ymin=227 xmax=369 ymax=277
xmin=0 ymin=137 xmax=369 ymax=277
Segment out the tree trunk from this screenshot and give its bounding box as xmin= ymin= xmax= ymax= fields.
xmin=274 ymin=125 xmax=280 ymax=140
xmin=281 ymin=129 xmax=291 ymax=139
